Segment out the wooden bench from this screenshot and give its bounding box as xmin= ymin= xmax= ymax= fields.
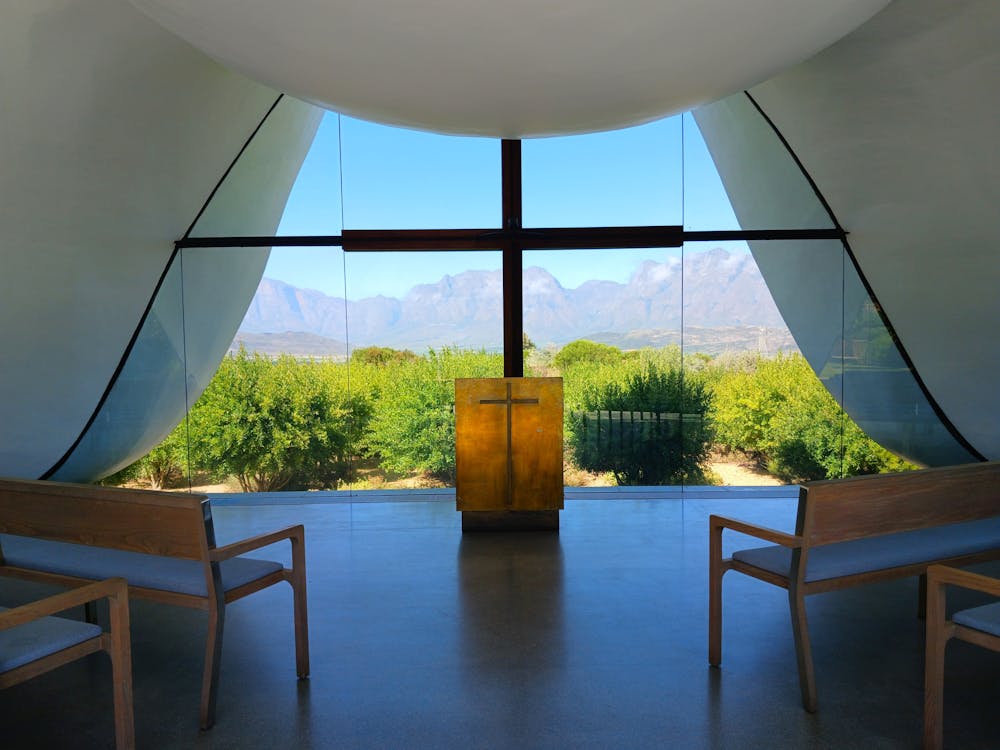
xmin=709 ymin=461 xmax=1000 ymax=712
xmin=0 ymin=477 xmax=309 ymax=730
xmin=923 ymin=564 xmax=1000 ymax=750
xmin=1 ymin=577 xmax=134 ymax=749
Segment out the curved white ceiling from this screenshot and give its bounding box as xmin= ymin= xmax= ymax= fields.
xmin=128 ymin=0 xmax=889 ymax=137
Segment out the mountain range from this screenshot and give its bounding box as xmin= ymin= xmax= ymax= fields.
xmin=234 ymin=247 xmax=796 ymax=356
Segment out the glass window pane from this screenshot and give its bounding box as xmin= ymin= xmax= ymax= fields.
xmin=274 ymin=112 xmax=345 ymax=236
xmin=52 ymin=257 xmax=188 ymax=484
xmin=340 ymin=118 xmax=500 ymax=230
xmin=688 ymin=95 xmax=835 ymax=231
xmin=184 ymin=246 xmax=354 ymax=494
xmin=345 ymin=250 xmax=504 ymax=490
xmin=525 ymin=248 xmax=686 ymax=487
xmin=682 ymin=240 xmax=801 ymax=488
xmin=188 ymin=97 xmax=330 ymax=237
xmin=522 ymin=117 xmax=683 ymax=228
xmin=840 ymin=266 xmax=975 ymax=467
xmin=696 ymin=239 xmax=845 ymax=483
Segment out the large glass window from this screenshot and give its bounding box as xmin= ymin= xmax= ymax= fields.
xmin=524 ymin=247 xmax=689 ymax=487
xmin=77 ymin=96 xmax=972 ymax=495
xmin=51 ymin=255 xmax=188 ymax=485
xmin=523 ymin=118 xmax=682 ymax=228
xmin=340 ymin=118 xmax=500 ymax=230
xmin=686 ymin=94 xmax=835 ymax=232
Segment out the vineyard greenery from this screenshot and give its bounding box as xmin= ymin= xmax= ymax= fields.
xmin=110 ymin=341 xmax=914 ymax=491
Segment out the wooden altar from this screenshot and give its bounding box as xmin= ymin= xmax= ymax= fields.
xmin=455 ymin=377 xmax=563 ymax=531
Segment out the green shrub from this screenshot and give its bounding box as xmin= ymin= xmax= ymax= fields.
xmin=568 ymin=362 xmax=713 ymax=485
xmin=553 ymin=340 xmax=622 ymax=371
xmin=187 ymin=348 xmax=361 ymax=491
xmin=709 ymin=353 xmax=914 ymax=481
xmin=362 ymin=348 xmax=503 ymax=481
xmin=350 ymin=346 xmax=419 ymax=367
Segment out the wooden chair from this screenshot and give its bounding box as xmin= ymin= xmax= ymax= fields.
xmin=0 ymin=577 xmax=134 ymax=749
xmin=0 ymin=477 xmax=308 ymax=730
xmin=923 ymin=565 xmax=1000 ymax=750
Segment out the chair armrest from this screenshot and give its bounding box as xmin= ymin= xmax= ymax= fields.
xmin=710 ymin=514 xmax=802 ymax=548
xmin=209 ymin=524 xmax=305 ymax=562
xmin=927 ymin=564 xmax=1000 ymax=598
xmin=0 ymin=577 xmax=129 ymax=630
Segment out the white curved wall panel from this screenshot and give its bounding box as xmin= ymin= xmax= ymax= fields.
xmin=0 ymin=0 xmax=320 ymax=480
xmin=718 ymin=0 xmax=1000 ymax=460
xmin=126 ymin=0 xmax=889 ymax=137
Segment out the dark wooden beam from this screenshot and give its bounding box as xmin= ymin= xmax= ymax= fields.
xmin=341 ymin=229 xmax=496 ymax=251
xmin=501 ymin=140 xmax=523 ymax=378
xmin=518 ymin=225 xmax=683 ymax=249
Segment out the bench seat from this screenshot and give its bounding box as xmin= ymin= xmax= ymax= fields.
xmin=0 ymin=478 xmax=309 ymax=731
xmin=0 ymin=606 xmax=102 ymax=673
xmin=952 ymin=601 xmax=1000 ymax=637
xmin=1 ymin=535 xmax=284 ymax=597
xmin=709 ymin=461 xmax=1000 ymax=715
xmin=732 ymin=517 xmax=1000 ymax=583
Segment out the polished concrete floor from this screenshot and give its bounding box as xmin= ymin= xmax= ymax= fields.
xmin=2 ymin=490 xmax=999 ymax=749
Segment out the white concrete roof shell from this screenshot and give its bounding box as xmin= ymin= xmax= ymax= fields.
xmin=127 ymin=0 xmax=889 ymax=137
xmin=744 ymin=0 xmax=1000 ymax=458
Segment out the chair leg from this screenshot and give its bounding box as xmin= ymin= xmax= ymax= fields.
xmin=788 ymin=588 xmax=817 ymax=712
xmin=291 ymin=534 xmax=310 ymax=678
xmin=709 ymin=522 xmax=723 ymax=667
xmin=923 ymin=578 xmax=948 ymax=750
xmin=200 ymin=604 xmax=225 ymax=730
xmin=107 ymin=583 xmax=135 ymax=750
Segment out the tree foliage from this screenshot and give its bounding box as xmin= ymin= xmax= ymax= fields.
xmin=362 ymin=348 xmax=503 ymax=481
xmin=117 ymin=342 xmax=913 ymax=492
xmin=187 ymin=348 xmax=364 ymax=492
xmin=553 ymin=339 xmax=622 ymax=371
xmin=568 ymin=362 xmax=713 ymax=485
xmin=100 ymin=421 xmax=188 ymax=490
xmin=350 ymin=346 xmax=419 ymax=367
xmin=709 ymin=353 xmax=913 ymax=481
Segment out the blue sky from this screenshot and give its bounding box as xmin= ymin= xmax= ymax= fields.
xmin=268 ymin=111 xmax=747 ymax=300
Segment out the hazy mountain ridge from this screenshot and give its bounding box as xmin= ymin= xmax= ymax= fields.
xmin=238 ymin=248 xmax=794 ymax=354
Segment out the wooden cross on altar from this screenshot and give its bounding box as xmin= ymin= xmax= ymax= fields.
xmin=478 ymin=382 xmax=539 ymax=507
xmin=455 ymin=377 xmax=563 ymax=521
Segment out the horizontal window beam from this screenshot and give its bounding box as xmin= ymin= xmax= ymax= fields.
xmin=176 ymin=227 xmax=844 ymax=251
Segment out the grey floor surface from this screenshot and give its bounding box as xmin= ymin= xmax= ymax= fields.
xmin=2 ymin=491 xmax=998 ymax=749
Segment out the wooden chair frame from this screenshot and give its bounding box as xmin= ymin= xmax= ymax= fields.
xmin=923 ymin=564 xmax=1000 ymax=750
xmin=0 ymin=477 xmax=309 ymax=730
xmin=1 ymin=577 xmax=134 ymax=749
xmin=709 ymin=461 xmax=1000 ymax=713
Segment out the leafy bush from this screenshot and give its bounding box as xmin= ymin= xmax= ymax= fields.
xmin=136 ymin=422 xmax=189 ymax=489
xmin=568 ymin=362 xmax=713 ymax=484
xmin=362 ymin=348 xmax=503 ymax=481
xmin=709 ymin=353 xmax=913 ymax=481
xmin=188 ymin=348 xmax=362 ymax=491
xmin=350 ymin=346 xmax=419 ymax=367
xmin=100 ymin=421 xmax=189 ymax=489
xmin=553 ymin=340 xmax=622 ymax=371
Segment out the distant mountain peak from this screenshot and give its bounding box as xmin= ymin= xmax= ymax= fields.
xmin=240 ymin=248 xmax=788 ymax=351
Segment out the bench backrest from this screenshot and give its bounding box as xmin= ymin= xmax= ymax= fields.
xmin=0 ymin=478 xmax=212 ymax=561
xmin=796 ymin=461 xmax=1000 ymax=546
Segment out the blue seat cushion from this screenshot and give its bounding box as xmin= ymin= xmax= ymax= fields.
xmin=954 ymin=602 xmax=1000 ymax=637
xmin=731 ymin=517 xmax=1000 ymax=583
xmin=0 ymin=536 xmax=284 ymax=597
xmin=0 ymin=607 xmax=103 ymax=673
